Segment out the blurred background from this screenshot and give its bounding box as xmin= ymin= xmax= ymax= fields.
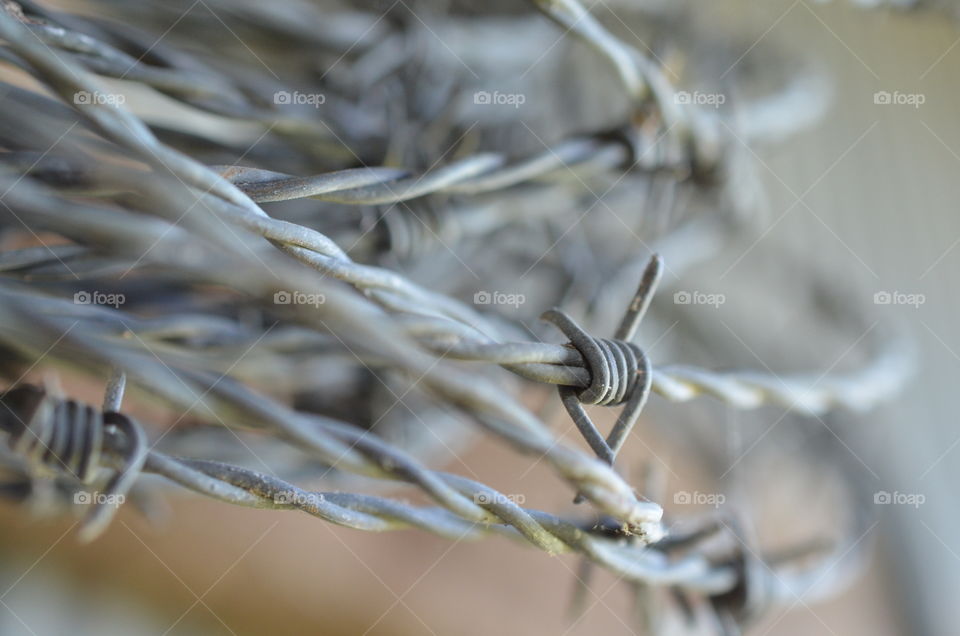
xmin=0 ymin=0 xmax=958 ymax=634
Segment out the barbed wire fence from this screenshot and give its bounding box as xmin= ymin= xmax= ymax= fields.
xmin=0 ymin=0 xmax=917 ymax=632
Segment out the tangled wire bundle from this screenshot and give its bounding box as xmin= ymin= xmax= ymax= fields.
xmin=0 ymin=0 xmax=914 ymax=632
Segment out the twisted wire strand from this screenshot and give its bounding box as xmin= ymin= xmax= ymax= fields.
xmin=0 ymin=380 xmax=866 ymax=610
xmin=530 ymin=0 xmax=722 ymax=176
xmin=6 ymin=4 xmax=687 ymax=189
xmin=8 ymin=5 xmax=356 ymax=138
xmin=0 ymin=223 xmax=907 ymax=423
xmin=0 ymin=277 xmax=665 ymax=537
xmin=209 ymin=130 xmax=666 ymax=205
xmin=2 ymin=0 xmax=816 ymax=215
xmin=0 ymin=381 xmax=732 ymax=590
xmin=0 ymin=379 xmax=855 ymax=606
xmin=137 ymin=161 xmax=907 ymax=418
xmin=5 ymin=272 xmax=900 ymax=588
xmin=0 ymin=136 xmax=908 ymax=429
xmin=0 ymin=4 xmax=883 ymax=422
xmin=0 ymin=83 xmax=902 ymax=422
xmin=216 ymin=202 xmax=908 ymax=416
xmin=0 ymin=222 xmax=908 ymax=425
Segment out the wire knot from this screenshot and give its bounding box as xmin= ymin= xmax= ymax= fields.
xmin=0 ymin=383 xmax=148 ymax=542
xmin=541 ymin=254 xmax=662 ymax=469
xmin=542 ymin=310 xmax=648 ymax=409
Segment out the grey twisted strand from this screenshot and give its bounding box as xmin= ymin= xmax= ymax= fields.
xmin=0 ymin=382 xmax=741 ymax=591
xmin=0 ymin=378 xmax=865 ymax=607
xmin=209 ymin=130 xmax=663 ymax=205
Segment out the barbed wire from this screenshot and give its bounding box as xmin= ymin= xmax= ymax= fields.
xmin=0 ymin=0 xmax=910 ymax=631
xmin=0 ymin=377 xmax=871 ymax=611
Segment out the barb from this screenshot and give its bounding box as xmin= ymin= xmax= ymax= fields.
xmin=0 ymin=384 xmax=146 ymax=542
xmin=541 ymin=255 xmax=661 ymax=469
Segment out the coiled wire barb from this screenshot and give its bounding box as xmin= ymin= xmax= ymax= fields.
xmin=543 ymin=254 xmax=661 ymax=471
xmin=0 ymin=384 xmax=148 ymax=542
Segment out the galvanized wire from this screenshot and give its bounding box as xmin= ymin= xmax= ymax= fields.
xmin=0 ymin=0 xmax=911 ymax=632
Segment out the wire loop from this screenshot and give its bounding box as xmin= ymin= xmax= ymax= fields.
xmin=0 ymin=384 xmax=147 ymax=542
xmin=542 ymin=254 xmax=661 ymax=468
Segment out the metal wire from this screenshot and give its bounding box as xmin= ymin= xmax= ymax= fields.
xmin=0 ymin=0 xmax=912 ymax=631
xmin=0 ymin=383 xmax=147 ymax=542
